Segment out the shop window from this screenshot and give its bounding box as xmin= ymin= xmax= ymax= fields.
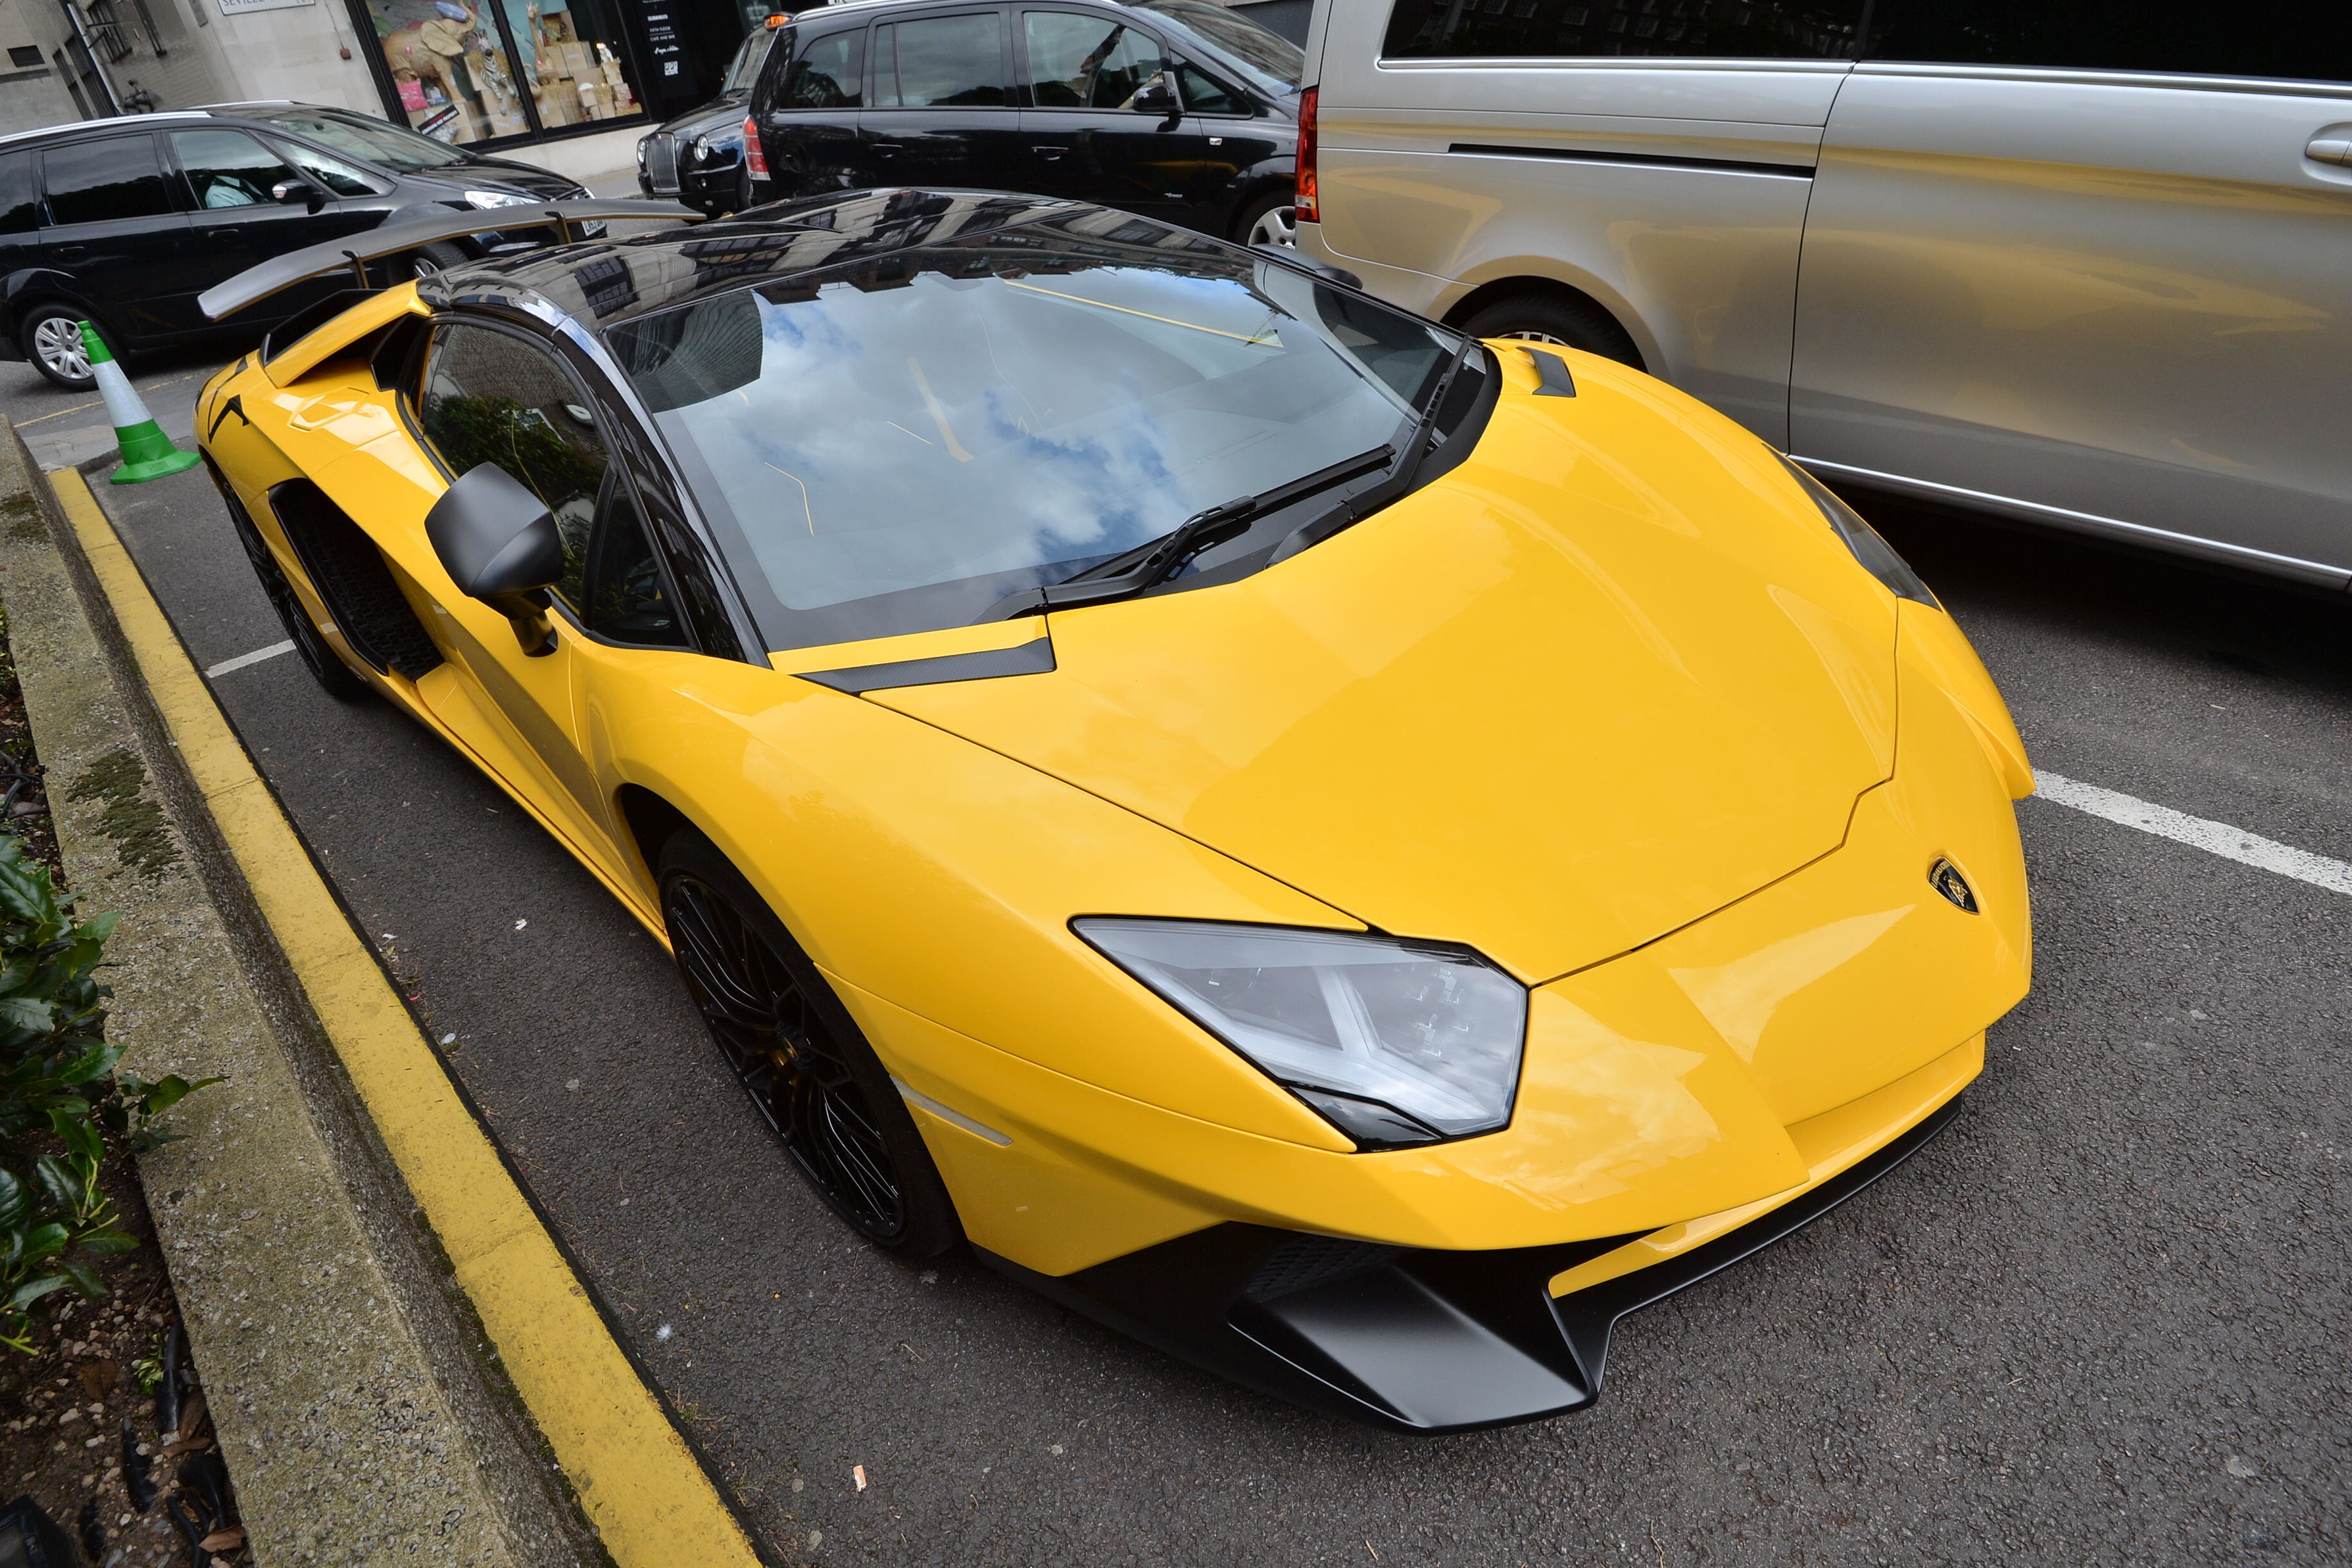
xmin=366 ymin=0 xmax=642 ymax=145
xmin=494 ymin=0 xmax=642 ymax=131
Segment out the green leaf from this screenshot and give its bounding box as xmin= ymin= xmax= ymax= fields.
xmin=56 ymin=1257 xmax=102 ymax=1299
xmin=31 ymin=1156 xmax=77 ymax=1209
xmin=48 ymin=1108 xmax=103 ymax=1166
xmin=0 ymin=994 xmax=51 ymax=1035
xmin=0 ymin=853 xmax=53 ymax=923
xmin=4 ymin=1273 xmax=70 ymax=1312
xmin=0 ymin=1166 xmax=21 ymax=1228
xmin=17 ymin=1222 xmax=68 ymax=1261
xmin=79 ymin=1229 xmax=138 ymax=1256
xmin=140 ymin=1074 xmax=224 ymax=1118
xmin=70 ymin=911 xmax=119 ymax=944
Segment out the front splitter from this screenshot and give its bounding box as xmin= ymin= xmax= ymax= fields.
xmin=978 ymin=1095 xmax=1964 ymax=1432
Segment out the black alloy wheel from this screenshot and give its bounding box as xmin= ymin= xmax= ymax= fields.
xmin=658 ymin=832 xmax=961 ymax=1256
xmin=211 ymin=469 xmax=368 ymax=700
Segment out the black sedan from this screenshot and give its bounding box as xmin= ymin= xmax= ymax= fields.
xmin=743 ymin=0 xmax=1303 ymax=247
xmin=0 ymin=102 xmax=592 ymax=391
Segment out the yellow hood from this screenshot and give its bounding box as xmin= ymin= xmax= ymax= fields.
xmin=875 ymin=368 xmax=1901 ymax=982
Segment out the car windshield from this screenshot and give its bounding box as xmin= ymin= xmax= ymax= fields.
xmin=605 ymin=223 xmax=1454 ymax=652
xmin=249 ymin=108 xmax=470 ymax=172
xmin=722 ymin=27 xmax=776 ymax=92
xmin=1131 ymin=0 xmax=1303 ymax=90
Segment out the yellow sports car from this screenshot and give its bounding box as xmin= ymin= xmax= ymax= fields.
xmin=195 ymin=188 xmax=2032 ymax=1432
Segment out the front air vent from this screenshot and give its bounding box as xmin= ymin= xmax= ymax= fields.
xmin=264 ymin=481 xmax=442 ymax=681
xmin=1242 ymin=1234 xmax=1402 ymax=1304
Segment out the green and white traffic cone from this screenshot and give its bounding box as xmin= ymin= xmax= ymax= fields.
xmin=83 ymin=321 xmax=200 ymax=485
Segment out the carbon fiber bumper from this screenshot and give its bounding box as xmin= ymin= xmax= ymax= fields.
xmin=978 ymin=1095 xmax=1962 ymax=1432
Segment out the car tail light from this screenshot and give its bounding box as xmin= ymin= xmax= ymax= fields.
xmin=1296 ymin=85 xmax=1318 ymax=224
xmin=742 ymin=114 xmax=768 ymax=181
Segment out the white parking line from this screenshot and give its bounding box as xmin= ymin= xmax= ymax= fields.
xmin=204 ymin=640 xmax=295 ymax=679
xmin=2033 ymin=772 xmax=2352 ymax=897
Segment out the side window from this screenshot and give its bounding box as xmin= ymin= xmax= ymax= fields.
xmin=585 ymin=483 xmax=688 ymax=647
xmin=419 ymin=324 xmax=609 ymax=614
xmin=1381 ymin=0 xmax=1869 ymax=61
xmin=41 ymin=135 xmax=174 ymax=225
xmin=873 ymin=13 xmax=1007 ymax=108
xmin=1025 ymin=13 xmax=1169 ymax=108
xmin=1864 ymin=0 xmax=2331 ymax=79
xmin=1172 ymin=59 xmax=1246 ymax=115
xmin=169 ymin=129 xmax=298 ymax=211
xmin=0 ymin=152 xmax=38 ymax=234
xmin=267 ymin=139 xmax=382 ymax=198
xmin=782 ymin=28 xmax=865 ymax=107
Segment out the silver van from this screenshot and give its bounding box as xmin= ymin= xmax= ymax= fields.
xmin=1295 ymin=0 xmax=2352 ymax=587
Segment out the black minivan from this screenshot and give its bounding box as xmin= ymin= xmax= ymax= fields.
xmin=743 ymin=0 xmax=1302 ymax=247
xmin=0 ymin=103 xmax=591 ymax=391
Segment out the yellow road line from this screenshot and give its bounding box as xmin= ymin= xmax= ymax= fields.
xmin=53 ymin=469 xmax=764 ymax=1568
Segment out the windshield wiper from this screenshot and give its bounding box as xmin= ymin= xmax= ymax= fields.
xmin=1271 ymin=335 xmax=1482 ymax=565
xmin=986 ymin=445 xmax=1395 ymax=620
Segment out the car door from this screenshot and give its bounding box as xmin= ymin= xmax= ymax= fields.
xmin=1166 ymin=54 xmax=1283 ymax=238
xmin=0 ymin=151 xmax=38 ymax=282
xmin=412 ymin=318 xmax=635 ymax=861
xmin=1788 ymin=2 xmax=2352 ymax=579
xmin=862 ymin=8 xmax=1023 ymax=191
xmin=760 ymin=22 xmax=868 ymax=198
xmin=165 ymin=128 xmax=387 ymax=332
xmin=30 ymin=132 xmax=195 ymax=344
xmin=1016 ymin=8 xmax=1213 ymax=220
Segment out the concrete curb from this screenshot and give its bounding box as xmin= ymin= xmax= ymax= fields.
xmin=0 ymin=426 xmax=603 ymax=1568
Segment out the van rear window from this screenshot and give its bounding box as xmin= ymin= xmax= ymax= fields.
xmin=1381 ymin=0 xmax=1866 ymax=61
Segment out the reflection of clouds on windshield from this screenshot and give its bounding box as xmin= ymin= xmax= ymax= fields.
xmin=640 ymin=258 xmax=1432 ymax=627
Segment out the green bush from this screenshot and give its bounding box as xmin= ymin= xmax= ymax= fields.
xmin=0 ymin=832 xmax=213 ymax=1353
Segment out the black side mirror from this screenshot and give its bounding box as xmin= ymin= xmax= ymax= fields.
xmin=271 ymin=178 xmax=323 ymax=210
xmin=1131 ymin=77 xmax=1178 ymax=118
xmin=425 ymin=462 xmax=563 ymax=656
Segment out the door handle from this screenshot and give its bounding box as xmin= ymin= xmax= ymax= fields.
xmin=1030 ymin=144 xmax=1067 ymax=161
xmin=870 ymin=140 xmax=904 ymax=154
xmin=2308 ymin=134 xmax=2352 ymax=167
xmin=53 ymin=243 xmax=86 ymax=259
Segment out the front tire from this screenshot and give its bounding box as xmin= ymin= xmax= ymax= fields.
xmin=22 ymin=305 xmax=98 ymax=392
xmin=405 ymin=241 xmax=469 ymax=280
xmin=659 ymin=830 xmax=962 ymax=1258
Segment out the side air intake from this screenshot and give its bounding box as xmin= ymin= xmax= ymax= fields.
xmin=264 ymin=481 xmax=442 ymax=681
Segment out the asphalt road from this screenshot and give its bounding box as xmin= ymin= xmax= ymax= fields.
xmin=12 ymin=351 xmax=2349 ymax=1567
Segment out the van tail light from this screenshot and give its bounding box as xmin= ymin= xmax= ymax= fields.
xmin=1295 ymin=85 xmax=1318 ymax=224
xmin=742 ymin=114 xmax=768 ymax=181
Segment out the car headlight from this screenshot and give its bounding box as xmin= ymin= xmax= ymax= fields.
xmin=1779 ymin=455 xmax=1936 ymax=606
xmin=1074 ymin=919 xmax=1527 ymax=1150
xmin=464 ymin=189 xmax=537 ymax=209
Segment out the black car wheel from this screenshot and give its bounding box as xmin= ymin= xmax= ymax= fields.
xmin=22 ymin=306 xmax=97 ymax=392
xmin=212 ymin=467 xmax=368 ymax=700
xmin=1455 ymin=289 xmax=1644 ymax=369
xmin=659 ymin=830 xmax=962 ymax=1257
xmin=405 ymin=241 xmax=470 ymax=281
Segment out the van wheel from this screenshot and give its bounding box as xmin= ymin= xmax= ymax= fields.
xmin=659 ymin=829 xmax=963 ymax=1259
xmin=1456 ymin=290 xmax=1643 ymax=371
xmin=23 ymin=306 xmax=99 ymax=391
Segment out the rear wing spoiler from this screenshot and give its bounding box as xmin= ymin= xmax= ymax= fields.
xmin=198 ymin=198 xmax=704 ymax=322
